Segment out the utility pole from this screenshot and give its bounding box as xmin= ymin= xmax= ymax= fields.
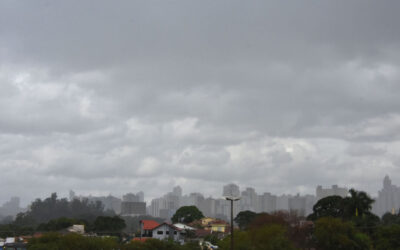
xmin=225 ymin=196 xmax=240 ymax=250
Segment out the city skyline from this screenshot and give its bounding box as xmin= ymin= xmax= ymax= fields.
xmin=0 ymin=175 xmax=390 ymax=206
xmin=1 ymin=175 xmax=398 ymax=218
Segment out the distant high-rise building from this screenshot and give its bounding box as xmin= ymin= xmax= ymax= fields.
xmin=123 ymin=193 xmax=138 ymax=202
xmin=276 ymin=195 xmax=290 ymax=211
xmin=123 ymin=192 xmax=143 ymax=202
xmin=0 ymin=197 xmax=24 ymax=217
xmin=304 ymin=195 xmax=316 ymax=216
xmin=259 ymin=192 xmax=277 ymax=213
xmin=173 ymin=186 xmax=182 ymax=197
xmin=223 ymin=183 xmax=240 ymax=197
xmin=316 ymin=185 xmax=348 ymax=200
xmin=149 ymin=197 xmax=167 ymax=217
xmin=137 ymin=191 xmax=144 ymax=202
xmin=87 ymin=195 xmax=122 ymax=213
xmin=120 ymin=201 xmax=146 ymax=216
xmin=240 ymin=187 xmax=258 ymax=212
xmin=373 ymin=175 xmax=400 ymax=216
xmin=289 ymin=194 xmax=306 ymax=216
xmin=69 ymin=190 xmax=76 ymax=201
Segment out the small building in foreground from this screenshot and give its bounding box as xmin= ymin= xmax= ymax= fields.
xmin=151 ymin=223 xmax=183 ymax=242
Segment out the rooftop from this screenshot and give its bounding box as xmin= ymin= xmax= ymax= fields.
xmin=140 ymin=220 xmax=160 ymax=230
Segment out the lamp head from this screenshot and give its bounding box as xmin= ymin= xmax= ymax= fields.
xmin=224 ymin=196 xmax=241 ymax=201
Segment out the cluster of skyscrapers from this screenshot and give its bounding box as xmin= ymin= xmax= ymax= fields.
xmin=147 ymin=183 xmax=349 ymax=220
xmin=1 ymin=176 xmax=399 ymax=221
xmin=146 ymin=177 xmax=400 ymax=219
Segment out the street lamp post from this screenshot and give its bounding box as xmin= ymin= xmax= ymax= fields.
xmin=225 ymin=196 xmax=240 ymax=250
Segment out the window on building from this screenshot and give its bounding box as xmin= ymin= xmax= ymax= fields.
xmin=166 ymin=231 xmax=169 ymax=235
xmin=157 ymin=230 xmax=163 ymax=235
xmin=174 ymin=231 xmax=177 ymax=235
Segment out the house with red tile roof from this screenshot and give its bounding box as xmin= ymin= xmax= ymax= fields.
xmin=137 ymin=220 xmax=184 ymax=243
xmin=139 ymin=220 xmax=160 ymax=238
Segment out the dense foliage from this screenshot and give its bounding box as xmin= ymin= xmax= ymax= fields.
xmin=14 ymin=193 xmax=112 ymax=226
xmin=28 ymin=233 xmax=120 ymax=250
xmin=93 ymin=216 xmax=126 ymax=233
xmin=314 ymin=217 xmax=372 ymax=250
xmin=171 ymin=206 xmax=204 ymax=224
xmin=37 ymin=217 xmax=86 ymax=232
xmin=307 ymin=189 xmax=375 ymax=221
xmin=219 ymin=213 xmax=298 ymax=250
xmin=234 ymin=210 xmax=258 ymax=230
xmin=28 ymin=233 xmax=201 ymax=250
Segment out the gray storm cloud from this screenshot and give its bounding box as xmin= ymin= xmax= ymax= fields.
xmin=1 ymin=0 xmax=400 ymax=204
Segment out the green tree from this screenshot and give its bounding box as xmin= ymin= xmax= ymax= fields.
xmin=307 ymin=195 xmax=345 ymax=221
xmin=204 ymin=233 xmax=220 ymax=245
xmin=381 ymin=212 xmax=400 ymax=225
xmin=28 ymin=232 xmax=119 ymax=250
xmin=249 ymin=224 xmax=297 ymax=250
xmin=171 ymin=206 xmax=204 ymax=224
xmin=248 ymin=213 xmax=287 ymax=229
xmin=234 ymin=210 xmax=257 ymax=230
xmin=0 ymin=223 xmax=34 ymax=238
xmin=218 ymin=229 xmax=251 ymax=250
xmin=344 ymin=189 xmax=374 ymax=219
xmin=93 ymin=216 xmax=126 ymax=233
xmin=37 ymin=217 xmax=86 ymax=232
xmin=374 ymin=224 xmax=400 ymax=250
xmin=124 ymin=238 xmax=197 ymax=250
xmin=351 ymin=213 xmax=380 ymax=237
xmin=218 ymin=225 xmax=296 ymax=250
xmin=314 ymin=217 xmax=372 ymax=250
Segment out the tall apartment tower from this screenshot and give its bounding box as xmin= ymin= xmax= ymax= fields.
xmin=223 ymin=183 xmax=240 ymax=197
xmin=316 ymin=185 xmax=348 ymax=200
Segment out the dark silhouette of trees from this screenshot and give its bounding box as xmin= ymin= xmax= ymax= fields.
xmin=375 ymin=224 xmax=400 ymax=250
xmin=171 ymin=206 xmax=204 ymax=224
xmin=248 ymin=212 xmax=287 ymax=230
xmin=219 ymin=213 xmax=297 ymax=250
xmin=343 ymin=189 xmax=374 ymax=219
xmin=381 ymin=212 xmax=400 ymax=225
xmin=14 ymin=193 xmax=112 ymax=226
xmin=308 ymin=189 xmax=375 ymax=221
xmin=234 ymin=210 xmax=257 ymax=230
xmin=28 ymin=232 xmax=120 ymax=250
xmin=93 ymin=216 xmax=126 ymax=233
xmin=28 ymin=232 xmax=200 ymax=250
xmin=307 ymin=195 xmax=345 ymax=220
xmin=37 ymin=217 xmax=86 ymax=232
xmin=314 ymin=217 xmax=372 ymax=250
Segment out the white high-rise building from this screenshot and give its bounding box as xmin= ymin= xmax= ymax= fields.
xmin=259 ymin=192 xmax=277 ymax=213
xmin=316 ymin=185 xmax=348 ymax=200
xmin=173 ymin=186 xmax=182 ymax=197
xmin=223 ymin=183 xmax=240 ymax=197
xmin=240 ymin=187 xmax=259 ymax=212
xmin=373 ymin=175 xmax=400 ymax=216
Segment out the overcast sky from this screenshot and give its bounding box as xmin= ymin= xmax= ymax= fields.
xmin=1 ymin=0 xmax=400 ymax=205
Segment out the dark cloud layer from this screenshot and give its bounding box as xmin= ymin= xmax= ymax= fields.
xmin=1 ymin=0 xmax=400 ymax=204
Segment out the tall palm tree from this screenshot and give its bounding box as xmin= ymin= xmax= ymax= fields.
xmin=344 ymin=189 xmax=374 ymax=218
